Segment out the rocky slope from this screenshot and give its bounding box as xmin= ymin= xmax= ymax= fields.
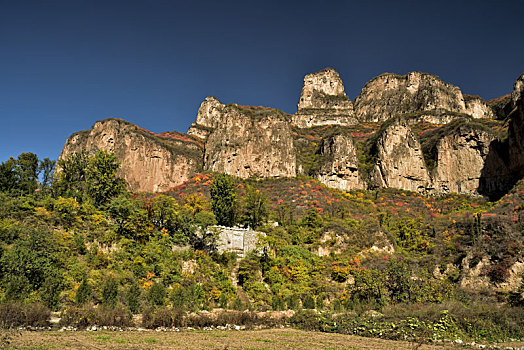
xmin=59 ymin=68 xmax=523 ymax=198
xmin=59 ymin=119 xmax=202 ymax=192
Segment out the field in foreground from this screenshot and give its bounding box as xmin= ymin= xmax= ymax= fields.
xmin=1 ymin=328 xmax=481 ymax=350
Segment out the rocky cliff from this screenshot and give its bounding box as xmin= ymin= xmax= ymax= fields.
xmin=293 ymin=68 xmax=357 ymax=128
xmin=353 ymin=72 xmax=492 ymax=122
xmin=509 ymin=73 xmax=524 ymax=176
xmin=59 ymin=68 xmax=524 ymax=198
xmin=203 ymin=104 xmax=296 ymax=178
xmin=424 ymin=120 xmax=495 ymax=195
xmin=316 ymin=134 xmax=364 ymax=191
xmin=59 ymin=119 xmax=202 ymax=192
xmin=187 ymin=96 xmax=225 ymax=140
xmin=368 ymin=118 xmax=431 ymax=193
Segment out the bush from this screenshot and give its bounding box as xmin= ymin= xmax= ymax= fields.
xmin=59 ymin=304 xmax=133 ymax=328
xmin=0 ymin=302 xmax=50 ymax=328
xmin=141 ymin=307 xmax=185 ymax=329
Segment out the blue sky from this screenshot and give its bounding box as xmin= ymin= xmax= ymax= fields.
xmin=1 ymin=0 xmax=523 ymax=162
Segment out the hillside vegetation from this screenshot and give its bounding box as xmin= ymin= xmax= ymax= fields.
xmin=0 ymin=149 xmax=523 ymax=344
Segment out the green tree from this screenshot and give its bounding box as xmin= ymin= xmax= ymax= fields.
xmin=55 ymin=151 xmax=90 ymax=201
xmin=76 ymin=279 xmax=92 ymax=305
xmin=240 ymin=185 xmax=268 ymax=229
xmin=147 ymin=282 xmax=166 ymax=306
xmin=170 ymin=286 xmax=186 ymax=310
xmin=39 ymin=158 xmax=56 ymax=194
xmin=86 ymin=151 xmax=127 ymax=207
xmin=210 ymin=174 xmax=237 ymax=227
xmin=126 ymin=282 xmax=142 ymax=314
xmin=0 ymin=157 xmax=17 ymax=193
xmin=102 ymin=277 xmax=119 ymax=308
xmin=15 ymin=152 xmax=40 ymax=195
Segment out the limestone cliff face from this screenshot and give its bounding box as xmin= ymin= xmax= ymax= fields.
xmin=354 ymin=72 xmax=491 ymax=122
xmin=509 ymin=73 xmax=524 ymax=176
xmin=369 ymin=118 xmax=431 ymax=193
xmin=293 ymin=68 xmax=356 ymax=128
xmin=204 ymin=105 xmax=296 ymax=178
xmin=187 ymin=97 xmax=225 ymax=140
xmin=429 ymin=124 xmax=495 ymax=195
xmin=316 ymin=134 xmax=364 ymax=191
xmin=60 ymin=119 xmax=202 ymax=192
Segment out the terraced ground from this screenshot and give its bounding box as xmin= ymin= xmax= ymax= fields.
xmin=1 ymin=328 xmax=468 ymax=349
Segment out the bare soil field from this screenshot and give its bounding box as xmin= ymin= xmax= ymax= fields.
xmin=1 ymin=328 xmax=468 ymax=349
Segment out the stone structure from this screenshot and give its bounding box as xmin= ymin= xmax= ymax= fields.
xmin=211 ymin=225 xmax=263 ymax=258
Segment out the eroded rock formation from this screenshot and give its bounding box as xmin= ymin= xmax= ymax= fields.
xmin=203 ymin=104 xmax=296 ymax=178
xmin=59 ymin=68 xmax=523 ymax=197
xmin=369 ymin=118 xmax=431 ymax=193
xmin=187 ymin=96 xmax=225 ymax=139
xmin=509 ymin=73 xmax=524 ymax=176
xmin=354 ymin=72 xmax=491 ymax=122
xmin=316 ymin=134 xmax=364 ymax=191
xmin=293 ymin=68 xmax=356 ymax=128
xmin=60 ymin=119 xmax=202 ymax=192
xmin=428 ymin=122 xmax=495 ymax=195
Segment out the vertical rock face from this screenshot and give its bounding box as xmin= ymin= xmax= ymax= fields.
xmin=187 ymin=96 xmax=225 ymax=140
xmin=354 ymin=72 xmax=491 ymax=122
xmin=60 ymin=119 xmax=202 ymax=192
xmin=316 ymin=134 xmax=364 ymax=191
xmin=369 ymin=118 xmax=431 ymax=193
xmin=430 ymin=125 xmax=495 ymax=195
xmin=509 ymin=73 xmax=524 ymax=176
xmin=293 ymin=68 xmax=356 ymax=128
xmin=204 ymin=105 xmax=296 ymax=178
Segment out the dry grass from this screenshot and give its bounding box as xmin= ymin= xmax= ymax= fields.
xmin=1 ymin=328 xmax=466 ymax=349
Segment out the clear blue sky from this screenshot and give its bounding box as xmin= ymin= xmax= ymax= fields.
xmin=1 ymin=0 xmax=523 ymax=163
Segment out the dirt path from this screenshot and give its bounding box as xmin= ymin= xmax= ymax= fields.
xmin=2 ymin=328 xmax=464 ymax=349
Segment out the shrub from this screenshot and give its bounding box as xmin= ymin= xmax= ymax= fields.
xmin=0 ymin=302 xmax=50 ymax=328
xmin=141 ymin=307 xmax=185 ymax=329
xmin=95 ymin=304 xmax=133 ymax=327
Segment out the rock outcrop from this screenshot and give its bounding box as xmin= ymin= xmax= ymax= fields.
xmin=316 ymin=134 xmax=364 ymax=191
xmin=203 ymin=104 xmax=296 ymax=178
xmin=427 ymin=122 xmax=495 ymax=195
xmin=187 ymin=96 xmax=225 ymax=140
xmin=509 ymin=73 xmax=524 ymax=176
xmin=59 ymin=119 xmax=202 ymax=192
xmin=354 ymin=72 xmax=491 ymax=122
xmin=369 ymin=118 xmax=431 ymax=193
xmin=59 ymin=68 xmax=524 ymax=198
xmin=293 ymin=68 xmax=356 ymax=128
